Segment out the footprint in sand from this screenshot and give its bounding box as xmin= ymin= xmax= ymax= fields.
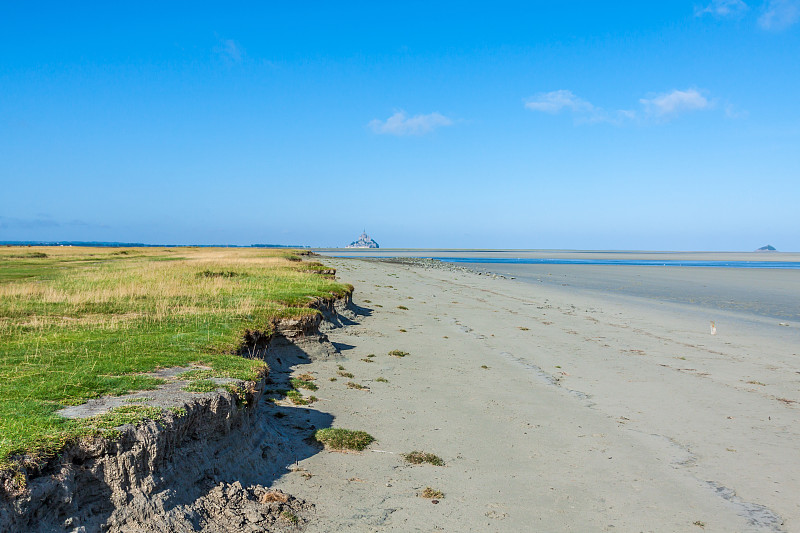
xmin=485 ymin=503 xmax=509 ymax=520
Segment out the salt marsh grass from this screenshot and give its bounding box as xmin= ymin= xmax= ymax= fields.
xmin=0 ymin=246 xmax=350 ymax=471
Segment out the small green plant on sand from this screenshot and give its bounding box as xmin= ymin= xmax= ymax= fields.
xmin=329 ymin=377 xmax=337 ymax=382
xmin=347 ymin=381 xmax=369 ymax=391
xmin=481 ymin=365 xmax=489 ymax=369
xmin=397 ymin=305 xmax=408 ymax=310
xmin=337 ymin=370 xmax=354 ymax=378
xmin=314 ymin=428 xmax=375 ymax=450
xmin=290 ymin=378 xmax=318 ymax=391
xmin=421 ymin=487 xmax=444 ymax=499
xmin=366 ymin=354 xmax=375 ymax=358
xmin=286 ymin=390 xmax=315 ymax=405
xmin=403 ymin=451 xmax=445 ymax=466
xmin=360 ymin=358 xmax=374 ymax=363
xmin=389 ymin=350 xmax=408 ymax=358
xmin=281 ymin=511 xmax=299 ymax=524
xmin=375 ymin=377 xmax=388 ymax=383
xmin=337 ymin=365 xmax=346 ymax=371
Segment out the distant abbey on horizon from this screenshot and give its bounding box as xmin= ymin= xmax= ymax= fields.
xmin=346 ymin=231 xmax=379 ymax=249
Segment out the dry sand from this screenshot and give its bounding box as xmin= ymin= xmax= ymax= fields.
xmin=271 ymin=257 xmax=799 ymax=532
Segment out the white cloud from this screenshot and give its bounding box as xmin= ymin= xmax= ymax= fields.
xmin=695 ymin=0 xmax=749 ymax=17
xmin=368 ymin=111 xmax=453 ymax=136
xmin=724 ymin=103 xmax=750 ymax=118
xmin=524 ymin=90 xmax=594 ymax=114
xmin=214 ymin=38 xmax=244 ymax=63
xmin=759 ymin=0 xmax=800 ymax=30
xmin=639 ymin=89 xmax=711 ymax=117
xmin=525 ymin=88 xmax=720 ymax=124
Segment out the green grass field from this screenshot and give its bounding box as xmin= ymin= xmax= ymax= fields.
xmin=0 ymin=246 xmax=350 ymax=473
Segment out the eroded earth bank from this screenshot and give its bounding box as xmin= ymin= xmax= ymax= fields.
xmin=0 ymin=293 xmax=359 ymax=533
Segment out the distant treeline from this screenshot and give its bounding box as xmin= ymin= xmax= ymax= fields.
xmin=0 ymin=241 xmax=308 ymax=249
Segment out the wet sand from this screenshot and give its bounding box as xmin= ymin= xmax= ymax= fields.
xmin=465 ymin=262 xmax=800 ymax=321
xmin=271 ymin=256 xmax=800 ymax=532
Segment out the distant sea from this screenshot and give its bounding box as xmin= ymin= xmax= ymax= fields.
xmin=320 ymin=251 xmax=800 ymax=270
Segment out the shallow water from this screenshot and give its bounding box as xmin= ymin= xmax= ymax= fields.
xmin=440 ymin=257 xmax=800 ymax=269
xmin=457 ymin=262 xmax=800 ymax=322
xmin=319 ymin=249 xmax=800 ymax=321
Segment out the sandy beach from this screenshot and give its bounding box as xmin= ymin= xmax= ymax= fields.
xmin=269 ymin=256 xmax=799 ymax=532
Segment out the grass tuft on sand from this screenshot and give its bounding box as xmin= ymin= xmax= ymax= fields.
xmin=420 ymin=487 xmax=444 ymax=499
xmin=286 ymin=390 xmax=317 ymax=405
xmin=290 ymin=378 xmax=318 ymax=391
xmin=403 ymin=451 xmax=445 ymax=466
xmin=0 ymin=246 xmax=350 ymax=472
xmin=314 ymin=428 xmax=375 ymax=451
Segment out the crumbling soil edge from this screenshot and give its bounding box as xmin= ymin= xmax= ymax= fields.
xmin=0 ymin=289 xmax=358 ymax=533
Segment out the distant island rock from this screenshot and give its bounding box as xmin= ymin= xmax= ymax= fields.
xmin=346 ymin=231 xmax=379 ymax=249
xmin=756 ymin=245 xmax=777 ymax=251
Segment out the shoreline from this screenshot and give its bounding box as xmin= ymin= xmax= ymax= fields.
xmin=268 ymin=255 xmax=798 ymax=532
xmin=316 ymin=248 xmax=800 ymax=262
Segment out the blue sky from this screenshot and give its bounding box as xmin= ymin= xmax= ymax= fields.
xmin=1 ymin=1 xmax=799 ymax=250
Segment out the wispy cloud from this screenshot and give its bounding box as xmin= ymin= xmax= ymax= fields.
xmin=724 ymin=103 xmax=750 ymax=118
xmin=214 ymin=38 xmax=244 ymax=63
xmin=639 ymin=89 xmax=712 ymax=117
xmin=695 ymin=0 xmax=800 ymax=29
xmin=524 ymin=90 xmax=594 ymax=114
xmin=695 ymin=0 xmax=749 ymax=17
xmin=525 ymin=88 xmax=719 ymax=124
xmin=759 ymin=0 xmax=800 ymax=29
xmin=368 ymin=111 xmax=453 ymax=136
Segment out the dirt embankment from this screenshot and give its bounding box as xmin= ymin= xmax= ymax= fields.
xmin=0 ymin=290 xmax=360 ymax=533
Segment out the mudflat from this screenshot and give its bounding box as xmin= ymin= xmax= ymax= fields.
xmin=272 ymin=256 xmax=799 ymax=532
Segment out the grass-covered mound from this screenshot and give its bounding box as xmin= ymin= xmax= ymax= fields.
xmin=402 ymin=451 xmax=445 ymax=466
xmin=0 ymin=246 xmax=351 ymax=473
xmin=314 ymin=428 xmax=375 ymax=451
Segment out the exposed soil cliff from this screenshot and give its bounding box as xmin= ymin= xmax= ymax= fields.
xmin=0 ymin=291 xmax=359 ymax=533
